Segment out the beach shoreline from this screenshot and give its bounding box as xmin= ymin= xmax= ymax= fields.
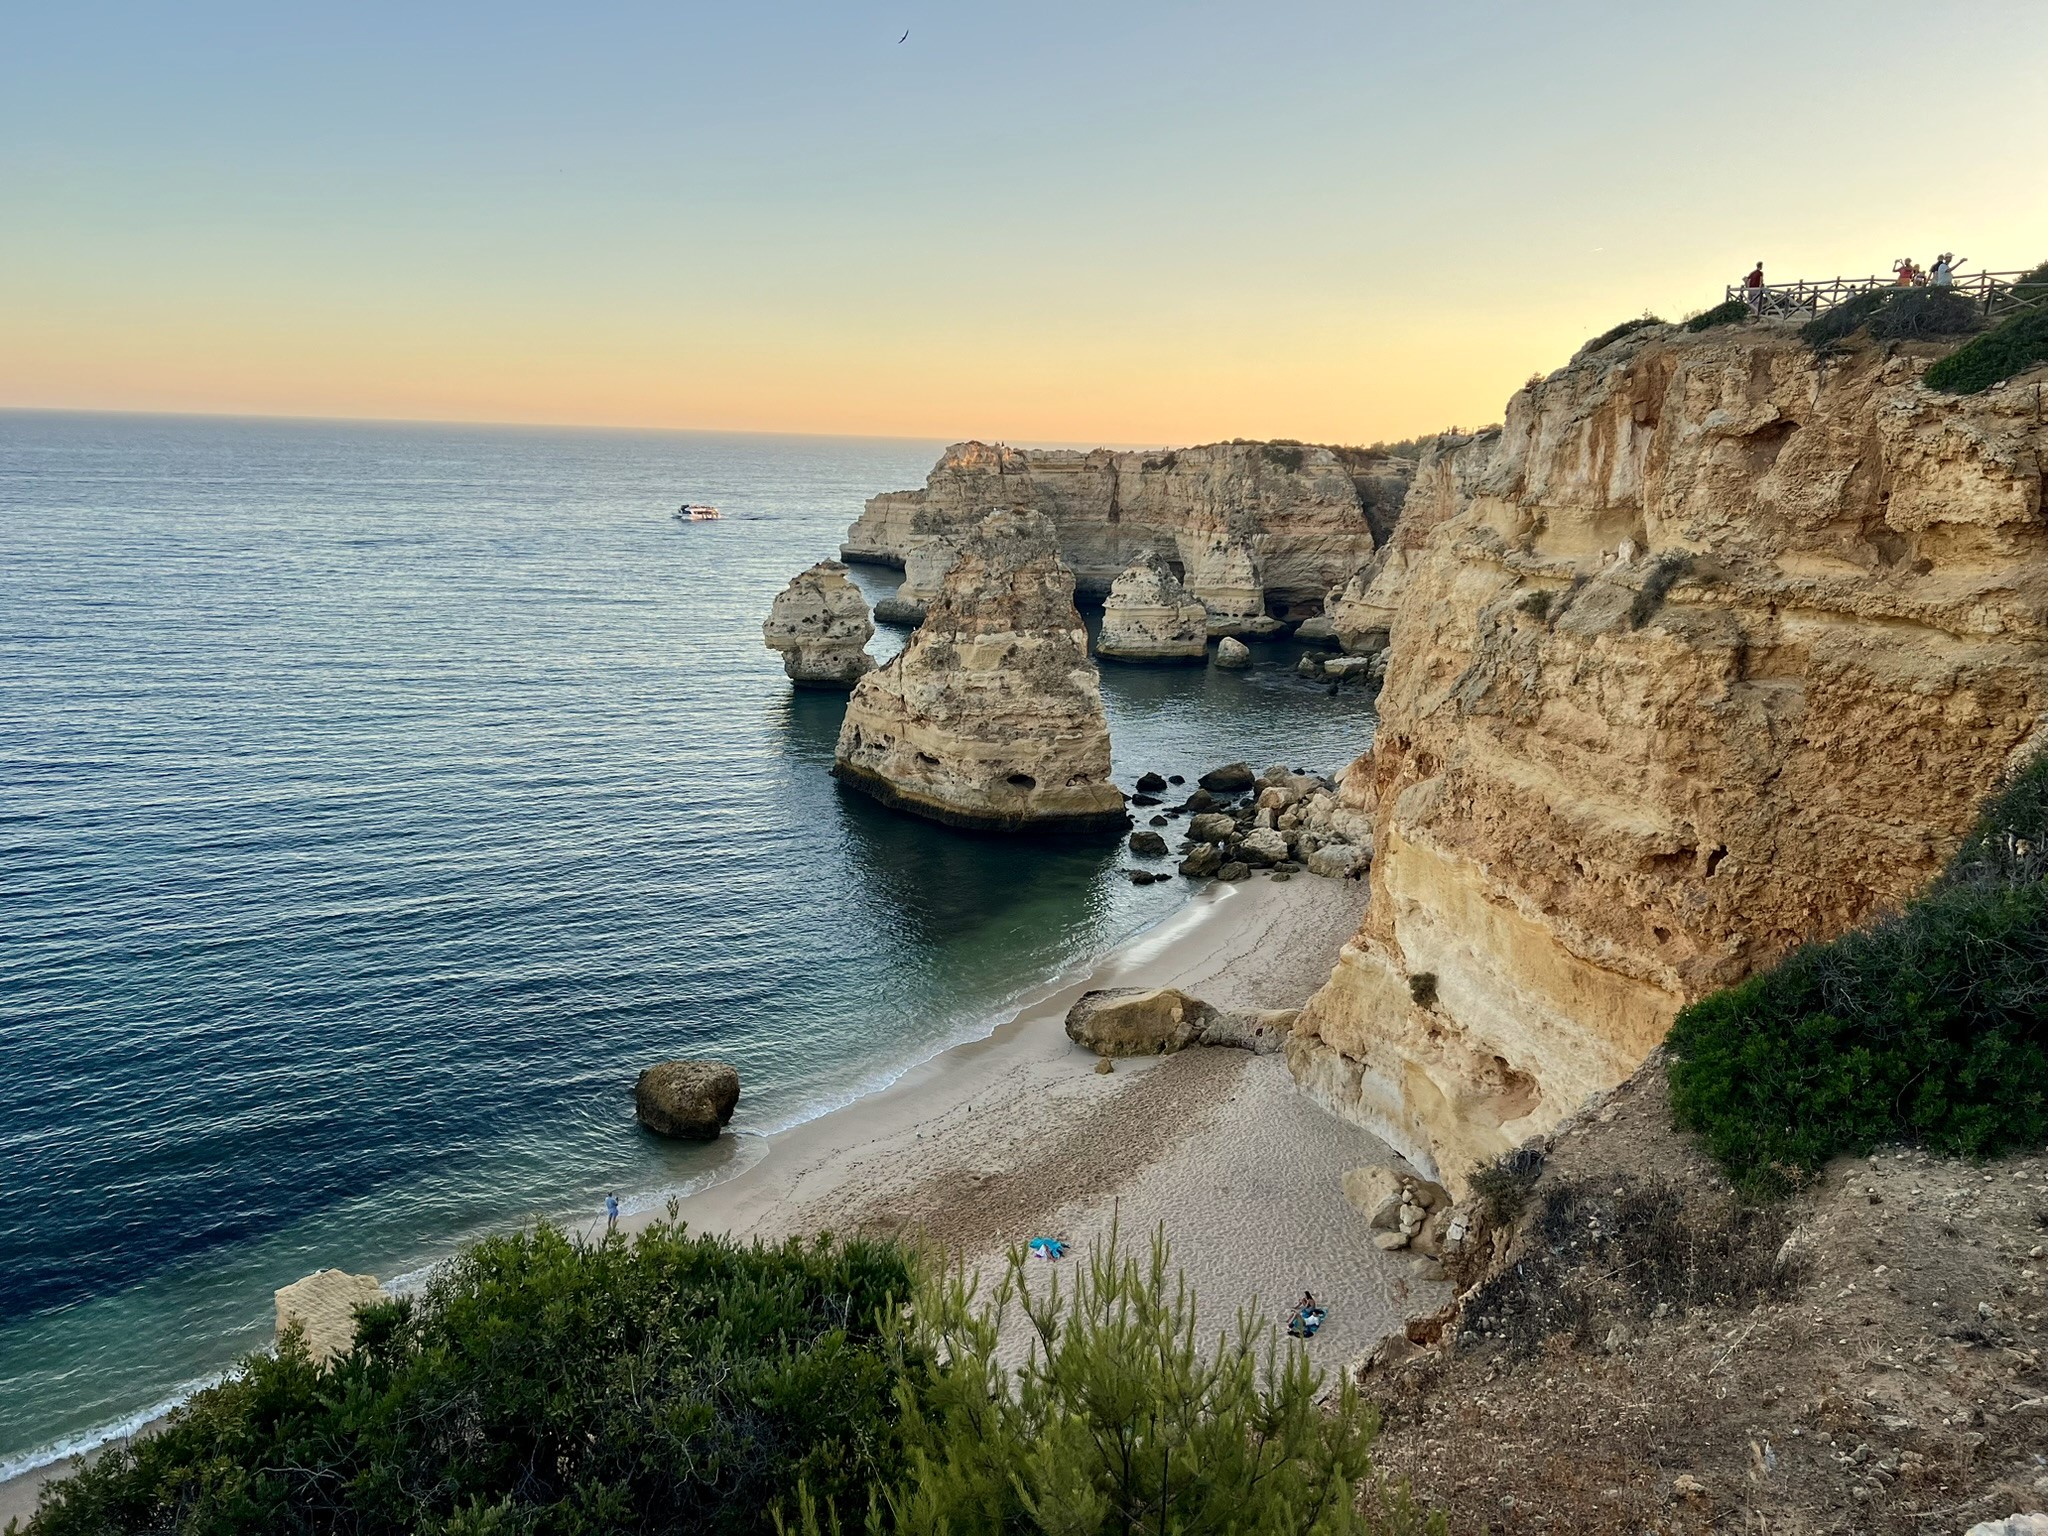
xmin=2 ymin=869 xmax=1419 ymax=1528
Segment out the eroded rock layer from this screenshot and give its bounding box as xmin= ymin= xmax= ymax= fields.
xmin=1097 ymin=555 xmax=1209 ymax=661
xmin=1290 ymin=322 xmax=2048 ymax=1187
xmin=761 ymin=560 xmax=875 ymax=687
xmin=833 ymin=508 xmax=1126 ymax=831
xmin=842 ymin=441 xmax=1383 ymax=614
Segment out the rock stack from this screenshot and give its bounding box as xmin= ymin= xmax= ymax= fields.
xmin=1097 ymin=555 xmax=1209 ymax=662
xmin=761 ymin=560 xmax=875 ymax=688
xmin=833 ymin=508 xmax=1127 ymax=832
xmin=1183 ymin=536 xmax=1280 ymax=636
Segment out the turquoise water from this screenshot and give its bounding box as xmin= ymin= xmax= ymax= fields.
xmin=0 ymin=410 xmax=1373 ymax=1473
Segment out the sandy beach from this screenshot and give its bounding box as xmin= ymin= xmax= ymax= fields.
xmin=2 ymin=870 xmax=1428 ymax=1528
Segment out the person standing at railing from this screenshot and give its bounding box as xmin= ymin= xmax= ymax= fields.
xmin=1930 ymin=252 xmax=1965 ymax=288
xmin=1744 ymin=261 xmax=1765 ymax=310
xmin=1894 ymin=257 xmax=1923 ymax=286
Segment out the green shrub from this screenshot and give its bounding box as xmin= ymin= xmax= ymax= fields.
xmin=1684 ymin=299 xmax=1750 ymax=333
xmin=1260 ymin=442 xmax=1307 ymax=472
xmin=23 ymin=1222 xmax=918 ymax=1536
xmin=1585 ymin=316 xmax=1663 ymax=355
xmin=792 ymin=1228 xmax=1438 ymax=1535
xmin=1799 ymin=288 xmax=1892 ymax=349
xmin=1668 ymin=756 xmax=2048 ymax=1196
xmin=1924 ymin=305 xmax=2048 ymax=393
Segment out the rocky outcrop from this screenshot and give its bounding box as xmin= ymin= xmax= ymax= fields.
xmin=1064 ymin=986 xmax=1295 ymax=1057
xmin=635 ymin=1060 xmax=741 ymax=1139
xmin=1322 ymin=432 xmax=1494 ymax=654
xmin=761 ymin=560 xmax=875 ymax=687
xmin=873 ymin=516 xmax=963 ymax=627
xmin=1289 ymin=320 xmax=2048 ymax=1190
xmin=1097 ymin=556 xmax=1209 ymax=661
xmin=842 ymin=441 xmax=1380 ymax=621
xmin=833 ymin=508 xmax=1126 ymax=831
xmin=275 ymin=1269 xmax=383 ymax=1363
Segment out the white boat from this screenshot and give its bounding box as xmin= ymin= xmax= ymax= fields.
xmin=674 ymin=503 xmax=722 ymax=522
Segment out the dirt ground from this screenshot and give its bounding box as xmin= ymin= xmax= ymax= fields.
xmin=1360 ymin=1057 xmax=2048 ymax=1535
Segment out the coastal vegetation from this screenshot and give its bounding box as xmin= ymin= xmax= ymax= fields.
xmin=1924 ymin=261 xmax=2048 ymax=393
xmin=18 ymin=1224 xmax=1431 ymax=1536
xmin=1583 ymin=315 xmax=1663 ymax=354
xmin=1682 ymin=298 xmax=1749 ymax=331
xmin=1668 ymin=754 xmax=2048 ymax=1195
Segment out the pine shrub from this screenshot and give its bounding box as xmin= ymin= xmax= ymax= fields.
xmin=22 ymin=1222 xmax=918 ymax=1536
xmin=1584 ymin=316 xmax=1662 ymax=355
xmin=1924 ymin=301 xmax=2048 ymax=393
xmin=1668 ymin=756 xmax=2048 ymax=1195
xmin=792 ymin=1227 xmax=1439 ymax=1535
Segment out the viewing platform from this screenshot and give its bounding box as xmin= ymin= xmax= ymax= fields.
xmin=1728 ymin=269 xmax=2043 ymax=320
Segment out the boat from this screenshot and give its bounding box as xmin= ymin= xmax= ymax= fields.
xmin=674 ymin=503 xmax=722 ymax=522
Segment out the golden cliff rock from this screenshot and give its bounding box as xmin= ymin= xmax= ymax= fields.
xmin=1290 ymin=322 xmax=2048 ymax=1186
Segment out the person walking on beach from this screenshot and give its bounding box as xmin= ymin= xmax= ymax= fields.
xmin=605 ymin=1192 xmax=620 ymax=1236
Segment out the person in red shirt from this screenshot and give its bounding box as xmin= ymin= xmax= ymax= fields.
xmin=1746 ymin=262 xmax=1765 ymax=290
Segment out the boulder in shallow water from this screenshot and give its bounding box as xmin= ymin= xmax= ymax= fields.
xmin=1135 ymin=771 xmax=1168 ymax=793
xmin=1212 ymin=636 xmax=1251 ymax=669
xmin=1129 ymin=829 xmax=1169 ymax=857
xmin=276 ymin=1268 xmax=383 ymax=1364
xmin=1178 ymin=843 xmax=1223 ymax=878
xmin=1186 ymin=812 xmax=1237 ymax=843
xmin=635 ymin=1059 xmax=741 ymax=1140
xmin=1198 ymin=762 xmax=1255 ymax=793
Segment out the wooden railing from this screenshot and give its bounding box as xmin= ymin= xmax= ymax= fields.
xmin=1725 ymin=270 xmax=2043 ymax=320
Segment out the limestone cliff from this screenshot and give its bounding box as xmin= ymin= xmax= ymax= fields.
xmin=1097 ymin=555 xmax=1209 ymax=661
xmin=842 ymin=441 xmax=1381 ymax=618
xmin=833 ymin=508 xmax=1126 ymax=831
xmin=761 ymin=560 xmax=875 ymax=687
xmin=1323 ymin=432 xmax=1494 ymax=654
xmin=1289 ymin=321 xmax=2048 ymax=1187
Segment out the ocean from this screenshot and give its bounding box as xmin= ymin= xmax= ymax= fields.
xmin=0 ymin=410 xmax=1373 ymax=1475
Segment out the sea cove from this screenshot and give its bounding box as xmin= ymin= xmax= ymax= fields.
xmin=0 ymin=411 xmax=1374 ymax=1478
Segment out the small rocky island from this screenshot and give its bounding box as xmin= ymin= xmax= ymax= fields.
xmin=761 ymin=559 xmax=874 ymax=687
xmin=833 ymin=508 xmax=1126 ymax=832
xmin=1096 ymin=555 xmax=1209 ymax=662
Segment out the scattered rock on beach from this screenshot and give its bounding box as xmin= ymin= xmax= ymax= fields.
xmin=1178 ymin=844 xmax=1223 ymax=878
xmin=1187 ymin=812 xmax=1237 ymax=843
xmin=276 ymin=1268 xmax=383 ymax=1363
xmin=1237 ymin=828 xmax=1288 ymax=867
xmin=635 ymin=1059 xmax=741 ymax=1140
xmin=1217 ymin=860 xmax=1251 ymax=881
xmin=1066 ymin=987 xmax=1213 ymax=1056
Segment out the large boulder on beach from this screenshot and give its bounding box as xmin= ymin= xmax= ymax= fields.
xmin=635 ymin=1059 xmax=741 ymax=1140
xmin=1199 ymin=762 xmax=1255 ymax=793
xmin=762 ymin=560 xmax=875 ymax=688
xmin=276 ymin=1268 xmax=383 ymax=1363
xmin=1097 ymin=555 xmax=1210 ymax=662
xmin=1066 ymin=987 xmax=1216 ymax=1056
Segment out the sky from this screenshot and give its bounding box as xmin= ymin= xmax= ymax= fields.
xmin=4 ymin=1 xmax=2046 ymax=446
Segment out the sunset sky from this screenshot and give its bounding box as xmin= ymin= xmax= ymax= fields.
xmin=5 ymin=1 xmax=2046 ymax=445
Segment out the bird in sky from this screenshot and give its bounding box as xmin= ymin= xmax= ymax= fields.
xmin=898 ymin=29 xmax=909 ymax=43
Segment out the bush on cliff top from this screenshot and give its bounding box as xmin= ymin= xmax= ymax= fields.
xmin=22 ymin=1225 xmax=1432 ymax=1536
xmin=21 ymin=1222 xmax=917 ymax=1536
xmin=1924 ymin=300 xmax=2048 ymax=394
xmin=1584 ymin=315 xmax=1663 ymax=355
xmin=1683 ymin=299 xmax=1750 ymax=332
xmin=1668 ymin=756 xmax=2048 ymax=1196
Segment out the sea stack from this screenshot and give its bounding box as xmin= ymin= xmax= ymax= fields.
xmin=1097 ymin=555 xmax=1208 ymax=662
xmin=833 ymin=508 xmax=1126 ymax=831
xmin=1184 ymin=536 xmax=1277 ymax=636
xmin=761 ymin=560 xmax=875 ymax=688
xmin=873 ymin=519 xmax=962 ymax=627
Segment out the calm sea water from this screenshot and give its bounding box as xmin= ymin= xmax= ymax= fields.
xmin=0 ymin=410 xmax=1372 ymax=1473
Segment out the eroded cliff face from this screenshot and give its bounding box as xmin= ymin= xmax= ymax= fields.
xmin=843 ymin=441 xmax=1381 ymax=614
xmin=833 ymin=509 xmax=1126 ymax=831
xmin=1290 ymin=323 xmax=2048 ymax=1186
